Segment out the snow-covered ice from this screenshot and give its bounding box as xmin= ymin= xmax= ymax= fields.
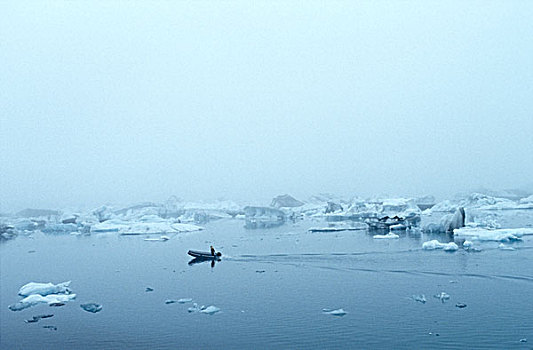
xmin=373 ymin=233 xmax=399 ymax=239
xmin=454 ymin=227 xmax=532 ymax=242
xmin=18 ymin=281 xmax=72 ymax=297
xmin=188 ymin=303 xmax=220 ymax=315
xmin=9 ymin=294 xmax=77 ymax=311
xmin=433 ymin=292 xmax=450 ymax=303
xmin=422 ymin=240 xmax=458 ymax=251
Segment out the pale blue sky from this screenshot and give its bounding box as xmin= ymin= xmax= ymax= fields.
xmin=1 ymin=1 xmax=532 ymax=210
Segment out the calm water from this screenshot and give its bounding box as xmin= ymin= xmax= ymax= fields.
xmin=1 ymin=211 xmax=533 ymax=349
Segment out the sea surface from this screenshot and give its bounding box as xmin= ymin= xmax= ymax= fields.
xmin=1 ymin=211 xmax=533 ymax=349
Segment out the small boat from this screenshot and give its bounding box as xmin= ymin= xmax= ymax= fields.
xmin=187 ymin=250 xmax=222 ymax=259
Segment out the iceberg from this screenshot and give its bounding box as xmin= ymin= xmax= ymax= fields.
xmin=373 ymin=233 xmax=399 ymax=239
xmin=322 ymin=308 xmax=347 ymax=316
xmin=453 ymin=227 xmax=532 ymax=242
xmin=308 ymin=223 xmax=368 ymax=232
xmin=9 ymin=294 xmax=76 ymax=311
xmin=270 ymin=194 xmax=304 ymax=208
xmin=412 ymin=295 xmax=427 ymax=303
xmin=80 ymin=303 xmax=102 ymax=313
xmin=25 ymin=314 xmax=54 ymax=323
xmin=18 ymin=281 xmax=72 ymax=297
xmin=498 ymin=243 xmax=516 ymax=251
xmin=200 ymin=305 xmax=221 ymax=315
xmin=433 ymin=292 xmax=450 ymax=303
xmin=422 ymin=240 xmax=458 ymax=251
xmin=91 ymin=220 xmax=202 ymax=235
xmin=188 ymin=303 xmax=220 ymax=315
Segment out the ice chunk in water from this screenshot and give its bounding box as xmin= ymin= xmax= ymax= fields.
xmin=412 ymin=295 xmax=427 ymax=303
xmin=422 ymin=240 xmax=458 ymax=251
xmin=433 ymin=292 xmax=450 ymax=303
xmin=80 ymin=303 xmax=102 ymax=313
xmin=322 ymin=308 xmax=347 ymax=316
xmin=18 ymin=281 xmax=71 ymax=297
xmin=200 ymin=305 xmax=220 ymax=315
xmin=25 ymin=314 xmax=54 ymax=323
xmin=188 ymin=303 xmax=200 ymax=313
xmin=9 ymin=294 xmax=77 ymax=311
xmin=453 ymin=227 xmax=532 ymax=242
xmin=188 ymin=303 xmax=220 ymax=314
xmin=498 ymin=243 xmax=515 ymax=251
xmin=178 ymin=298 xmax=193 ymax=304
xmin=373 ymin=233 xmax=399 ymax=239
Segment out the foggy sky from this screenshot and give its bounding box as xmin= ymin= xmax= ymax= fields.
xmin=1 ymin=1 xmax=532 ymax=211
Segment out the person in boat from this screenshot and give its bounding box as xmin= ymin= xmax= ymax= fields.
xmin=210 ymin=245 xmax=216 ymax=256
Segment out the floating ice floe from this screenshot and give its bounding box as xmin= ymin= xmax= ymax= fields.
xmin=322 ymin=308 xmax=347 ymax=316
xmin=178 ymin=298 xmax=193 ymax=304
xmin=9 ymin=294 xmax=77 ymax=311
xmin=453 ymin=227 xmax=533 ymax=242
xmin=434 ymin=292 xmax=450 ymax=303
xmin=25 ymin=314 xmax=54 ymax=323
xmin=373 ymin=233 xmax=399 ymax=239
xmin=498 ymin=243 xmax=516 ymax=251
xmin=188 ymin=303 xmax=220 ymax=315
xmin=412 ymin=295 xmax=427 ymax=303
xmin=80 ymin=303 xmax=102 ymax=313
xmin=422 ymin=240 xmax=458 ymax=251
xmin=91 ymin=220 xmax=202 ymax=235
xmin=144 ymin=236 xmax=170 ymax=242
xmin=308 ymin=223 xmax=367 ymax=233
xmin=18 ymin=281 xmax=72 ymax=297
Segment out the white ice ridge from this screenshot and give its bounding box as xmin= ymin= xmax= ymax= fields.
xmin=373 ymin=233 xmax=399 ymax=239
xmin=453 ymin=227 xmax=533 ymax=242
xmin=9 ymin=294 xmax=77 ymax=311
xmin=91 ymin=220 xmax=203 ymax=235
xmin=18 ymin=281 xmax=72 ymax=297
xmin=422 ymin=240 xmax=458 ymax=251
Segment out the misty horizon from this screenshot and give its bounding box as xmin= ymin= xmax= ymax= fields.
xmin=2 ymin=1 xmax=532 ymax=212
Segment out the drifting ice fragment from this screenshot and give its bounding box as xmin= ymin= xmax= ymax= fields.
xmin=188 ymin=303 xmax=220 ymax=314
xmin=165 ymin=299 xmax=177 ymax=304
xmin=200 ymin=306 xmax=221 ymax=315
xmin=412 ymin=295 xmax=427 ymax=303
xmin=422 ymin=240 xmax=458 ymax=251
xmin=25 ymin=314 xmax=54 ymax=323
xmin=373 ymin=233 xmax=399 ymax=239
xmin=455 ymin=303 xmax=467 ymax=308
xmin=178 ymin=298 xmax=193 ymax=304
xmin=188 ymin=303 xmax=200 ymax=312
xmin=433 ymin=292 xmax=450 ymax=303
xmin=9 ymin=294 xmax=77 ymax=311
xmin=80 ymin=303 xmax=102 ymax=313
xmin=453 ymin=227 xmax=532 ymax=242
xmin=520 ymin=338 xmax=527 ymax=343
xmin=18 ymin=281 xmax=71 ymax=297
xmin=322 ymin=308 xmax=347 ymax=316
xmin=498 ymin=243 xmax=515 ymax=251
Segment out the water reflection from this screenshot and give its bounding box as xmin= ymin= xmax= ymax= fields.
xmin=188 ymin=257 xmax=221 ymax=268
